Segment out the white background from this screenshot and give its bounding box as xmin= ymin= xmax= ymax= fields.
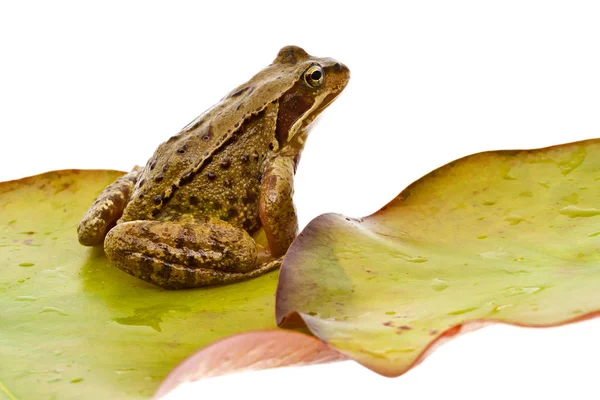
xmin=2 ymin=1 xmax=600 ymax=399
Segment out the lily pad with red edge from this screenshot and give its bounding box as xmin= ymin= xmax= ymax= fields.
xmin=0 ymin=170 xmax=281 ymax=399
xmin=153 ymin=330 xmax=345 ymax=399
xmin=276 ymin=138 xmax=600 ymax=376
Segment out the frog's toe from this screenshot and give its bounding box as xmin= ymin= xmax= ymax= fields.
xmin=77 ymin=168 xmax=140 ymax=246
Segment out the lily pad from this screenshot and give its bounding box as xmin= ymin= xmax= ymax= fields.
xmin=0 ymin=170 xmax=278 ymax=399
xmin=154 ymin=330 xmax=345 ymax=399
xmin=276 ymin=138 xmax=600 ymax=376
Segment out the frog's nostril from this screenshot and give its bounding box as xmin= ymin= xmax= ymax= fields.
xmin=333 ymin=63 xmax=342 ymax=72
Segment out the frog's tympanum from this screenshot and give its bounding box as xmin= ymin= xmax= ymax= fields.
xmin=77 ymin=46 xmax=350 ymax=289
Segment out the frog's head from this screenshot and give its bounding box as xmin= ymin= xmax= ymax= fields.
xmin=271 ymin=46 xmax=350 ymax=145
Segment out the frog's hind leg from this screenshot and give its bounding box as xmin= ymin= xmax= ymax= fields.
xmin=104 ymin=217 xmax=282 ymax=289
xmin=77 ymin=167 xmax=141 ymax=246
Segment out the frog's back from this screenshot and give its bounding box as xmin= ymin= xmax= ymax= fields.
xmin=120 ymin=46 xmax=316 ymax=227
xmin=152 ymin=106 xmax=276 ymax=232
xmin=120 ymin=113 xmax=271 ymax=230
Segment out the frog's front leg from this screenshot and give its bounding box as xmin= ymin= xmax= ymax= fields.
xmin=258 ymin=155 xmax=298 ymax=258
xmin=104 ymin=216 xmax=279 ymax=289
xmin=77 ymin=167 xmax=141 ymax=246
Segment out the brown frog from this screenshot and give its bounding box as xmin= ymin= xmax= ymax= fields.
xmin=77 ymin=46 xmax=350 ymax=289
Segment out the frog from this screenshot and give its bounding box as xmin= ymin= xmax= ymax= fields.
xmin=77 ymin=46 xmax=350 ymax=289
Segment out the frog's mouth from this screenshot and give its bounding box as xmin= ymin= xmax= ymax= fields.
xmin=291 ymin=85 xmax=347 ymax=139
xmin=312 ymin=91 xmax=344 ymax=118
xmin=285 ymin=88 xmax=347 ymax=141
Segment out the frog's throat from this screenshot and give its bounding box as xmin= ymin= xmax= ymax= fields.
xmin=287 ymin=89 xmax=338 ymax=142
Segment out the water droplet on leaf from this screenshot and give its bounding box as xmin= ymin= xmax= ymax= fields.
xmin=559 ymin=206 xmax=600 ymax=218
xmin=430 ymin=278 xmax=449 ymax=292
xmin=19 ymin=262 xmax=34 ymax=267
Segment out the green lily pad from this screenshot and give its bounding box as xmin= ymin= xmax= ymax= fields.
xmin=276 ymin=138 xmax=600 ymax=376
xmin=0 ymin=170 xmax=278 ymax=399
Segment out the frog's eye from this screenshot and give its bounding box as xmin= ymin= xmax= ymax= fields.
xmin=304 ymin=64 xmax=324 ymax=88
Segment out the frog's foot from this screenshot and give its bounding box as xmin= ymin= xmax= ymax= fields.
xmin=104 ymin=218 xmax=281 ymax=289
xmin=77 ymin=167 xmax=141 ymax=246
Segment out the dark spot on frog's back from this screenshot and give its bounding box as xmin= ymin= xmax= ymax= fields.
xmin=180 ymin=170 xmax=194 ymax=184
xmin=230 ymin=86 xmax=254 ymax=98
xmin=227 ymin=208 xmax=239 ymax=219
xmin=230 ymin=87 xmax=247 ymax=97
xmin=243 ymin=189 xmax=257 ymax=203
xmin=220 ymin=158 xmax=231 ymax=169
xmin=202 ymin=126 xmax=213 ymax=142
xmin=189 ymin=195 xmax=199 ymax=206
